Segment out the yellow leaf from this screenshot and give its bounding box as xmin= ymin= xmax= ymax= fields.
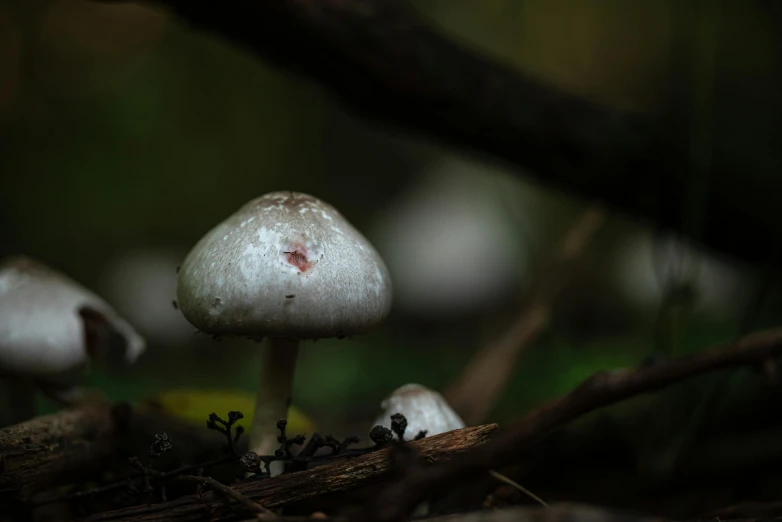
xmin=142 ymin=388 xmax=315 ymax=436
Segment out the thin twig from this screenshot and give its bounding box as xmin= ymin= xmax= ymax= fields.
xmin=176 ymin=475 xmax=274 ymax=517
xmin=488 ymin=470 xmax=548 ymax=508
xmin=36 ymin=411 xmax=248 ymax=507
xmin=355 ymin=327 xmax=782 ymax=521
xmin=33 ymin=455 xmax=237 ymax=507
xmin=445 ymin=204 xmax=607 ymax=424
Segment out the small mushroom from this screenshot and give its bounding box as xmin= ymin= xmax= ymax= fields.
xmin=372 ymin=383 xmax=465 ymax=441
xmin=176 ymin=191 xmax=392 ymax=457
xmin=0 ymin=256 xmax=146 ymax=424
xmin=371 ymin=383 xmax=465 ymax=518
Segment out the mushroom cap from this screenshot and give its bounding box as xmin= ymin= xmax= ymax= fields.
xmin=372 ymin=383 xmax=465 ymax=440
xmin=0 ymin=256 xmax=147 ymax=378
xmin=176 ymin=191 xmax=393 ymax=339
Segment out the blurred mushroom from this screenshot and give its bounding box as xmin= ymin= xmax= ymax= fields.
xmin=611 ymin=229 xmax=752 ymax=319
xmin=177 ymin=191 xmax=392 ymax=458
xmin=372 ymin=383 xmax=465 ymax=441
xmin=0 ymin=255 xmax=146 ymax=425
xmin=372 ymin=156 xmax=542 ymax=319
xmin=98 ymin=248 xmax=194 ymax=349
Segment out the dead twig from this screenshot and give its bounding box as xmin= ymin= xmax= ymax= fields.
xmin=0 ymin=401 xmax=244 ymax=505
xmin=355 ymin=327 xmax=782 ymax=521
xmin=487 ymin=470 xmax=547 ymax=509
xmin=33 ymin=411 xmax=248 ymax=507
xmin=33 ymin=454 xmax=240 ymax=507
xmin=0 ymin=401 xmax=118 ymax=503
xmin=176 ymin=475 xmax=274 ymax=517
xmin=77 ymin=424 xmax=497 ymax=522
xmin=445 ymin=204 xmax=607 ymax=424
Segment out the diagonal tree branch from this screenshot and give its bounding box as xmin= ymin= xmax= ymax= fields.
xmin=353 ymin=327 xmax=782 ymax=521
xmin=444 ymin=204 xmax=607 ymax=425
xmin=111 ymin=0 xmax=779 ymax=266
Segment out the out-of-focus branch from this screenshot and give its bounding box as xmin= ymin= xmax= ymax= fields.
xmin=103 ymin=0 xmax=777 ymax=266
xmin=354 ymin=327 xmax=782 ymax=522
xmin=444 ymin=205 xmax=607 ymax=425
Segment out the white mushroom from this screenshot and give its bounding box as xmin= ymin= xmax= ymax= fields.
xmin=370 ymin=383 xmax=466 ymax=518
xmin=98 ymin=248 xmax=194 ymax=348
xmin=0 ymin=256 xmax=146 ymax=423
xmin=372 ymin=156 xmax=539 ymax=318
xmin=176 ymin=191 xmax=393 ymax=458
xmin=372 ymin=383 xmax=465 ymax=441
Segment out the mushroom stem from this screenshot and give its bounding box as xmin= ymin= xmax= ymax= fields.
xmin=250 ymin=337 xmax=300 ymax=458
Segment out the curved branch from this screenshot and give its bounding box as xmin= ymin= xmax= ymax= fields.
xmin=355 ymin=327 xmax=782 ymax=521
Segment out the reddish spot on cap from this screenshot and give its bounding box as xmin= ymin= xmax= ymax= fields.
xmin=283 ymin=243 xmax=313 ymax=273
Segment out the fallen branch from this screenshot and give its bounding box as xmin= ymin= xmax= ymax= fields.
xmin=176 ymin=475 xmax=273 ymax=517
xmin=355 ymin=327 xmax=782 ymax=521
xmin=0 ymin=401 xmax=117 ymax=503
xmin=445 ymin=204 xmax=607 ymax=424
xmin=0 ymin=401 xmax=238 ymax=504
xmin=78 ymin=424 xmax=497 ymax=522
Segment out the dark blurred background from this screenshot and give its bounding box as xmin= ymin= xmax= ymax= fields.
xmin=1 ymin=0 xmax=781 ymax=478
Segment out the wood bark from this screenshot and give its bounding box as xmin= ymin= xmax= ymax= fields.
xmin=0 ymin=401 xmax=236 ymax=504
xmin=0 ymin=402 xmax=117 ymax=503
xmin=79 ymin=424 xmax=498 ymax=522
